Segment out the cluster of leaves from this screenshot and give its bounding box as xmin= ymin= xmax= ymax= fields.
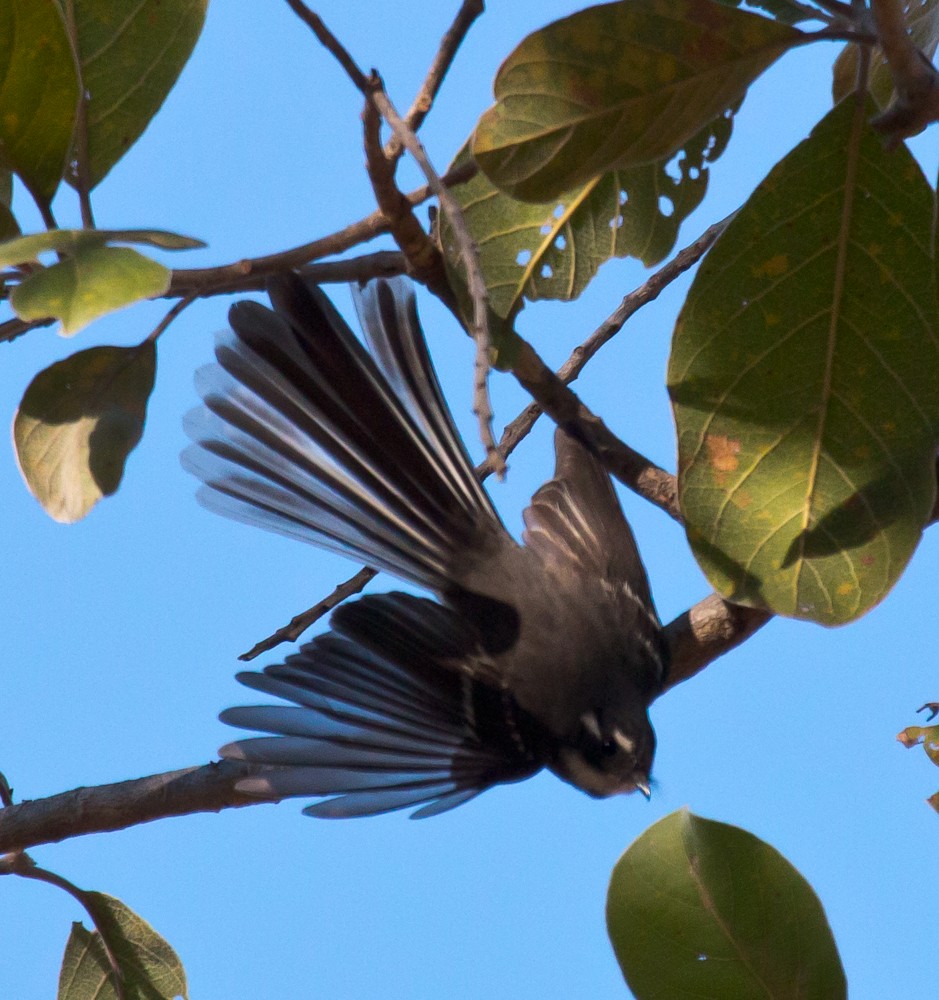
xmin=2 ymin=1 xmax=939 ymax=999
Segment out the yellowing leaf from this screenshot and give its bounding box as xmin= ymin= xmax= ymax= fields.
xmin=669 ymin=96 xmax=939 ymax=624
xmin=11 ymin=246 xmax=170 ymax=335
xmin=14 ymin=342 xmax=156 ymax=522
xmin=0 ymin=0 xmax=79 ymax=202
xmin=0 ymin=227 xmax=204 ymax=267
xmin=472 ymin=0 xmax=800 ymax=201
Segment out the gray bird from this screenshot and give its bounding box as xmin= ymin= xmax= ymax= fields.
xmin=183 ymin=275 xmax=668 ymax=818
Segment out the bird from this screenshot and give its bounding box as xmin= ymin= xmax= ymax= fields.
xmin=182 ymin=274 xmax=668 ymax=818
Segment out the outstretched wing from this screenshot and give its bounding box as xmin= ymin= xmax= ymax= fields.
xmin=220 ymin=594 xmax=546 ymax=819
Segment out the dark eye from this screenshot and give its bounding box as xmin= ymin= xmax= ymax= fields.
xmin=600 ymin=738 xmax=617 ymax=757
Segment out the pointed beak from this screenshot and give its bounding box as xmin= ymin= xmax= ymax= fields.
xmin=635 ymin=780 xmax=652 ymax=800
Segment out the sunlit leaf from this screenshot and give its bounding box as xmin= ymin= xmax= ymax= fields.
xmin=0 ymin=0 xmax=78 ymax=202
xmin=472 ymin=0 xmax=800 ymax=202
xmin=0 ymin=227 xmax=204 ymax=267
xmin=14 ymin=342 xmax=156 ymax=522
xmin=897 ymin=724 xmax=939 ymax=764
xmin=607 ymin=810 xmax=846 ymax=999
xmin=669 ymin=95 xmax=939 ymax=624
xmin=64 ymin=0 xmax=208 ymax=188
xmin=59 ymin=893 xmax=188 ymax=1000
xmin=832 ymin=0 xmax=939 ymax=106
xmin=11 ymin=246 xmax=170 ymax=335
xmin=443 ymin=105 xmax=734 ymax=318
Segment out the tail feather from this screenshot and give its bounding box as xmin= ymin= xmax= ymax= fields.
xmin=182 ymin=276 xmax=498 ymax=593
xmin=219 ymin=594 xmax=544 ymax=818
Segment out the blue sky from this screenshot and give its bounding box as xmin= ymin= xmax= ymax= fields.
xmin=3 ymin=3 xmax=938 ymax=998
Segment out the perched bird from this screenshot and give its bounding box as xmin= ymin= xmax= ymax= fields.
xmin=183 ymin=275 xmax=668 ymax=818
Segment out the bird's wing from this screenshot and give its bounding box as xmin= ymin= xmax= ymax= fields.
xmin=220 ymin=593 xmax=545 ymax=819
xmin=522 ymin=428 xmax=657 ymax=611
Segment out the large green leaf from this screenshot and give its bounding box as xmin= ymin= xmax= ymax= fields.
xmin=11 ymin=246 xmax=170 ymax=335
xmin=0 ymin=0 xmax=78 ymax=203
xmin=62 ymin=0 xmax=208 ymax=189
xmin=442 ymin=105 xmax=734 ymax=318
xmin=669 ymin=95 xmax=939 ymax=625
xmin=607 ymin=810 xmax=846 ymax=999
xmin=59 ymin=892 xmax=188 ymax=1000
xmin=472 ymin=0 xmax=800 ymax=202
xmin=14 ymin=342 xmax=156 ymax=522
xmin=832 ymin=0 xmax=939 ymax=107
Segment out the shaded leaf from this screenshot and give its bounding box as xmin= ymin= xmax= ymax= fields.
xmin=0 ymin=166 xmax=16 ymax=240
xmin=11 ymin=246 xmax=170 ymax=335
xmin=832 ymin=0 xmax=939 ymax=106
xmin=0 ymin=227 xmax=204 ymax=267
xmin=14 ymin=342 xmax=156 ymax=522
xmin=607 ymin=810 xmax=845 ymax=999
xmin=62 ymin=0 xmax=208 ymax=189
xmin=0 ymin=0 xmax=78 ymax=203
xmin=668 ymin=95 xmax=939 ymax=624
xmin=472 ymin=0 xmax=800 ymax=202
xmin=442 ymin=105 xmax=734 ymax=318
xmin=59 ymin=892 xmax=188 ymax=1000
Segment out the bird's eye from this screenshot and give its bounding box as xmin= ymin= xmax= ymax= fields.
xmin=600 ymin=738 xmax=617 ymax=757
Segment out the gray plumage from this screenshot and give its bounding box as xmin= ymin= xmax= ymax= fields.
xmin=183 ymin=275 xmax=667 ymax=818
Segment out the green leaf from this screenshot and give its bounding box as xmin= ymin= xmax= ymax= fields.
xmin=0 ymin=226 xmax=204 ymax=267
xmin=11 ymin=246 xmax=170 ymax=334
xmin=14 ymin=341 xmax=156 ymax=522
xmin=0 ymin=0 xmax=79 ymax=202
xmin=607 ymin=810 xmax=846 ymax=999
xmin=443 ymin=105 xmax=734 ymax=318
xmin=668 ymin=95 xmax=939 ymax=624
xmin=0 ymin=166 xmax=16 ymax=240
xmin=59 ymin=893 xmax=188 ymax=1000
xmin=898 ymin=724 xmax=939 ymax=764
xmin=471 ymin=0 xmax=800 ymax=202
xmin=832 ymin=0 xmax=939 ymax=107
xmin=64 ymin=0 xmax=208 ymax=189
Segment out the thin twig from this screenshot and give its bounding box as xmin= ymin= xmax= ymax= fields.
xmin=385 ymin=0 xmax=485 ymax=160
xmin=240 ymin=566 xmax=378 ymax=660
xmin=8 ymin=859 xmax=126 ymax=1000
xmin=165 ymin=162 xmax=475 ymax=300
xmin=477 ymin=215 xmax=731 ymax=481
xmin=282 ymin=0 xmax=502 ymax=472
xmin=146 ymin=295 xmax=194 ymax=343
xmin=62 ymin=0 xmax=96 ymax=228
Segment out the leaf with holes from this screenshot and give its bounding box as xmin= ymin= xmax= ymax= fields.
xmin=832 ymin=0 xmax=939 ymax=107
xmin=11 ymin=246 xmax=171 ymax=335
xmin=14 ymin=342 xmax=156 ymax=522
xmin=0 ymin=0 xmax=79 ymax=203
xmin=607 ymin=810 xmax=846 ymax=999
xmin=442 ymin=105 xmax=734 ymax=319
xmin=472 ymin=0 xmax=801 ymax=202
xmin=669 ymin=95 xmax=939 ymax=625
xmin=59 ymin=892 xmax=188 ymax=1000
xmin=65 ymin=0 xmax=208 ymax=189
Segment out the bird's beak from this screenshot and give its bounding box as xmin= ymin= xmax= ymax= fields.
xmin=635 ymin=780 xmax=651 ymax=800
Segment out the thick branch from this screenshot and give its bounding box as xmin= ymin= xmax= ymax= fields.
xmin=0 ymin=761 xmax=274 ymax=854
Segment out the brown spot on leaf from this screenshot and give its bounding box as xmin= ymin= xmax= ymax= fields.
xmin=705 ymin=433 xmax=741 ymax=474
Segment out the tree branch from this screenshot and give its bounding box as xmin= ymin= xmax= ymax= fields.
xmin=0 ymin=592 xmax=767 ymax=854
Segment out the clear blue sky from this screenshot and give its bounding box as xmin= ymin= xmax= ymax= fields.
xmin=3 ymin=4 xmax=938 ymax=998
